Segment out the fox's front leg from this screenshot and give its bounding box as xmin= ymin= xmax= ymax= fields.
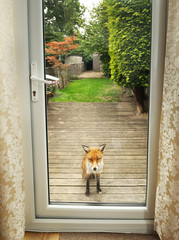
xmin=96 ymin=174 xmax=102 ymax=193
xmin=85 ymin=174 xmax=90 ymax=196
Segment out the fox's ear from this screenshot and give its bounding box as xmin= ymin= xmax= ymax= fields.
xmin=99 ymin=144 xmax=106 ymax=152
xmin=82 ymin=145 xmax=90 ymax=153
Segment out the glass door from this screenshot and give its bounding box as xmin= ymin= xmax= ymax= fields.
xmin=27 ymin=0 xmax=167 ymax=232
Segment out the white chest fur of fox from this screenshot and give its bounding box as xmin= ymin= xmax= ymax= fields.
xmin=81 ymin=144 xmax=106 ymax=196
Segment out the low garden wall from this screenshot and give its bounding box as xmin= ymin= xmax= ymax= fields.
xmin=46 ymin=62 xmax=85 ymax=89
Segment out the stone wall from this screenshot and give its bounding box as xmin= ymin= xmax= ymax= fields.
xmin=65 ymin=56 xmax=83 ymax=64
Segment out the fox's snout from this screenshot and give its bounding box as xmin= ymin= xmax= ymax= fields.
xmin=86 ymin=158 xmax=102 ymax=174
xmin=90 ymin=160 xmax=98 ymax=172
xmin=92 ymin=164 xmax=99 ymax=172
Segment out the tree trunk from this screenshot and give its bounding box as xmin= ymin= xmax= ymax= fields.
xmin=133 ymin=86 xmax=145 ymax=114
xmin=58 ymin=71 xmax=65 ymax=89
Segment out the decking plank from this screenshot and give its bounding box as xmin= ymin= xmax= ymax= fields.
xmin=50 ymin=186 xmax=146 ymax=194
xmin=50 ymin=194 xmax=146 ymax=203
xmin=48 ymin=169 xmax=147 ymax=174
xmin=47 ymin=102 xmax=148 ymax=204
xmin=50 ymin=178 xmax=146 ymax=186
xmin=49 ymin=173 xmax=146 ymax=179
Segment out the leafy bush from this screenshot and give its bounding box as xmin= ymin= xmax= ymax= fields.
xmin=74 ymin=2 xmax=111 ymax=77
xmin=70 ymin=75 xmax=79 ymax=80
xmin=105 ymin=0 xmax=152 ymax=113
xmin=100 ymin=51 xmax=111 ymax=78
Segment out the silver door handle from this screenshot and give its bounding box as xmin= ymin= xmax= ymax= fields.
xmin=30 ymin=61 xmax=58 ymax=102
xmin=31 ymin=75 xmax=53 ymax=85
xmin=30 ymin=74 xmax=58 ymax=84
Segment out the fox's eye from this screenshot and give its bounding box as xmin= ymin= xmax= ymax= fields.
xmin=89 ymin=158 xmax=93 ymax=162
xmin=97 ymin=158 xmax=101 ymax=161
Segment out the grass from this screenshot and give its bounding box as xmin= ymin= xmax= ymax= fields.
xmin=51 ymin=78 xmax=122 ymax=102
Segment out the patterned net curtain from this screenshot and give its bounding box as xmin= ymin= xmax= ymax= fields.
xmin=0 ymin=0 xmax=179 ymax=240
xmin=154 ymin=1 xmax=179 ymax=239
xmin=0 ymin=0 xmax=25 ymax=240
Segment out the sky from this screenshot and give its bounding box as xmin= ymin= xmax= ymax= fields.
xmin=79 ymin=0 xmax=102 ymax=22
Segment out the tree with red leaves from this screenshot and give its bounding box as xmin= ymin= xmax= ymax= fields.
xmin=45 ymin=35 xmax=79 ymax=87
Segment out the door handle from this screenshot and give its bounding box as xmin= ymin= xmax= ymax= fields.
xmin=30 ymin=61 xmax=58 ymax=102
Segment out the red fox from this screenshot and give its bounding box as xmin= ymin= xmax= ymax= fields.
xmin=81 ymin=144 xmax=106 ymax=196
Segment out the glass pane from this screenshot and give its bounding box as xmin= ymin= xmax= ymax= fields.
xmin=44 ymin=0 xmax=152 ymax=205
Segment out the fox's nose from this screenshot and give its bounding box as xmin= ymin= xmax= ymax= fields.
xmin=92 ymin=166 xmax=98 ymax=171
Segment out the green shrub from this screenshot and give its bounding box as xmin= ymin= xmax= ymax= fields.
xmin=70 ymin=75 xmax=79 ymax=81
xmin=105 ymin=0 xmax=152 ymax=113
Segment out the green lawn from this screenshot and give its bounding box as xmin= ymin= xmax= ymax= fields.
xmin=51 ymin=78 xmax=122 ymax=102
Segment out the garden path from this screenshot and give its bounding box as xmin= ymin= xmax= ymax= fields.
xmin=78 ymin=70 xmax=105 ymax=79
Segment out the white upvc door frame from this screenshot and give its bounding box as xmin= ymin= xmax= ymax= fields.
xmin=15 ymin=0 xmax=168 ymax=232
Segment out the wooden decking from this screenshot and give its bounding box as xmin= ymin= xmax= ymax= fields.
xmin=47 ymin=102 xmax=148 ymax=204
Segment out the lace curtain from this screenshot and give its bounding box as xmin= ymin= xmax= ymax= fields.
xmin=0 ymin=1 xmax=25 ymax=240
xmin=154 ymin=1 xmax=179 ymax=239
xmin=0 ymin=0 xmax=179 ymax=239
